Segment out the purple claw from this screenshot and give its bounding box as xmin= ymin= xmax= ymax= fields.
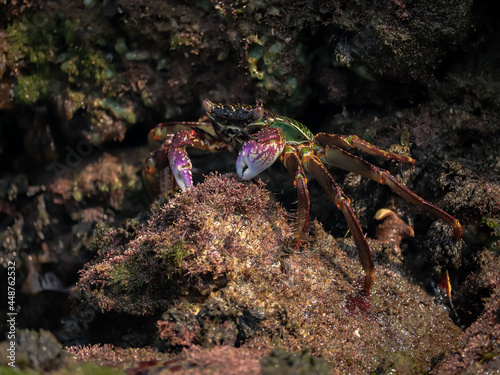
xmin=236 ymin=127 xmax=285 ymax=179
xmin=168 ymin=130 xmax=196 ymax=191
xmin=169 ymin=149 xmax=193 ymax=191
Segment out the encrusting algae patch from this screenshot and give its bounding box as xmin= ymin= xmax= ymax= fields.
xmin=74 ymin=173 xmax=461 ymax=373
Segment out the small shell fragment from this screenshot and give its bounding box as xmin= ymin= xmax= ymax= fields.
xmin=374 ymin=208 xmax=415 ymax=245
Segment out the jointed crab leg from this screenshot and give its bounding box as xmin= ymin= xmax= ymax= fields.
xmin=148 ymin=121 xmax=214 ymax=150
xmin=316 ymin=133 xmax=415 ymax=164
xmin=301 ymin=147 xmax=375 ymax=295
xmin=321 ymin=146 xmax=462 ymax=239
xmin=281 ymin=145 xmax=310 ymax=246
xmin=145 ymin=126 xmax=229 ymax=197
xmin=142 ymin=152 xmax=164 ymax=201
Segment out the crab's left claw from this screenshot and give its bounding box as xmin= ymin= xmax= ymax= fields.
xmin=236 ymin=127 xmax=285 ymax=179
xmin=168 ymin=130 xmax=197 ymax=191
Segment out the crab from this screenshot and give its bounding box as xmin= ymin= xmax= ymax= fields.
xmin=142 ymin=99 xmax=462 ymax=295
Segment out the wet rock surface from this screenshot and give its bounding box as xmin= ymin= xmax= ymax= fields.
xmin=432 ymin=254 xmax=500 ymax=374
xmin=0 ymin=0 xmax=499 ymax=374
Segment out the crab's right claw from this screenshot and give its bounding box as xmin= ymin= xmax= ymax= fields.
xmin=236 ymin=127 xmax=285 ymax=179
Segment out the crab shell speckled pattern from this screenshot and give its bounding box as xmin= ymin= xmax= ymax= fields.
xmin=236 ymin=127 xmax=285 ymax=179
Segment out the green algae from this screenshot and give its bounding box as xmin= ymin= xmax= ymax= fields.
xmin=109 ymin=258 xmax=150 ymax=293
xmin=0 ymin=362 xmax=124 ymax=375
xmin=5 ymin=10 xmax=125 ymax=144
xmin=96 ymin=98 xmax=136 ymax=124
xmin=7 ymin=15 xmax=114 ymax=88
xmin=482 ymin=217 xmax=500 ymax=236
xmin=261 ymin=348 xmax=332 ymax=375
xmin=59 ymin=48 xmax=114 ymax=85
xmin=14 ymin=73 xmax=48 ymax=104
xmin=157 ymin=239 xmax=190 ymax=268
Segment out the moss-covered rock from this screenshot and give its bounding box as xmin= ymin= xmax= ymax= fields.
xmin=74 ymin=173 xmax=462 ymax=373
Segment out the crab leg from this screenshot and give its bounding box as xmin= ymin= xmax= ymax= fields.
xmin=281 ymin=145 xmax=310 ymax=246
xmin=301 ymin=148 xmax=375 ymax=295
xmin=148 ymin=121 xmax=214 ymax=150
xmin=142 ymin=136 xmax=180 ymax=200
xmin=316 ymin=133 xmax=415 ymax=164
xmin=321 ymin=146 xmax=462 ymax=239
xmin=142 ymin=152 xmax=163 ymax=201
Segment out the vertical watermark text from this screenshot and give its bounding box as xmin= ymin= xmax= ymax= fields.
xmin=6 ymin=261 xmax=17 ymax=368
xmin=51 ymin=140 xmax=93 ymax=178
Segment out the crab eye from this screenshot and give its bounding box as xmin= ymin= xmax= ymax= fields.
xmin=251 ymin=106 xmax=264 ymax=121
xmin=202 ymin=99 xmax=215 ymax=114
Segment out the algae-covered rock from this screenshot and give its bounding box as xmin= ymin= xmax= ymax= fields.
xmin=67 ymin=344 xmax=264 ymax=375
xmin=0 ymin=0 xmax=475 ymax=162
xmin=0 ymin=329 xmax=62 ymax=372
xmin=1 ymin=0 xmax=500 ymax=374
xmin=75 ymin=173 xmax=462 ymax=373
xmin=432 ymin=254 xmax=500 ymax=375
xmin=261 ymin=348 xmax=333 ymax=375
xmin=321 ymin=0 xmax=472 ymax=82
xmin=0 ymin=330 xmax=124 ymax=374
xmin=75 ymin=173 xmax=292 ymax=317
xmin=0 ymin=146 xmax=147 ymax=345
